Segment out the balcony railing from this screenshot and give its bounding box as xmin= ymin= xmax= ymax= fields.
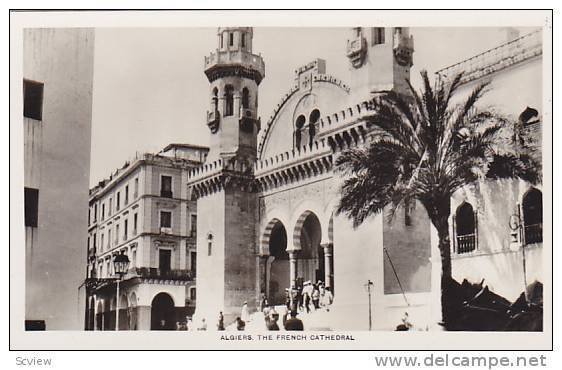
xmin=524 ymin=223 xmax=543 ymax=245
xmin=133 ymin=267 xmax=194 ymax=281
xmin=457 ymin=233 xmax=476 ymax=254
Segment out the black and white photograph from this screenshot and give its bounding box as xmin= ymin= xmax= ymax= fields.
xmin=9 ymin=9 xmax=552 ymax=351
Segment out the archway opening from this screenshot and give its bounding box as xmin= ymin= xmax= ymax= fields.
xmin=295 ymin=115 xmax=306 ymax=149
xmin=523 ymin=188 xmax=542 ymax=244
xmin=151 ymin=292 xmax=176 ymax=330
xmin=96 ymin=300 xmax=103 ymax=331
xmin=455 ymin=202 xmax=476 ymax=254
xmin=118 ymin=294 xmax=129 ymax=330
xmin=308 ymin=109 xmax=320 ymax=147
xmin=295 ymin=211 xmax=322 ymax=287
xmin=267 ymin=220 xmax=288 ymax=305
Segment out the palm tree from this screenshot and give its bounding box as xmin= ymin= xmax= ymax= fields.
xmin=335 ymin=71 xmax=541 ymax=327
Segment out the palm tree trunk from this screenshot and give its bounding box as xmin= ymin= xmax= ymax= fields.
xmin=435 ymin=216 xmax=454 ymax=326
xmin=425 ymin=198 xmax=454 ymax=328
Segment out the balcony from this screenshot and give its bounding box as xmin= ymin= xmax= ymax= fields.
xmin=346 ymin=36 xmax=367 ymax=68
xmin=133 ymin=267 xmax=194 ymax=281
xmin=524 ymin=223 xmax=542 ymax=245
xmin=456 ymin=233 xmax=476 ymax=254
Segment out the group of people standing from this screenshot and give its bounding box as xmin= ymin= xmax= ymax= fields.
xmin=285 ymin=280 xmax=333 ymax=314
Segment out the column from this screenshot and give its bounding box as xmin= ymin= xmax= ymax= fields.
xmin=288 ymin=251 xmax=298 ymax=289
xmin=322 ymin=243 xmax=333 ymax=290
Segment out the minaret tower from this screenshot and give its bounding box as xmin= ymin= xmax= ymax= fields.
xmin=204 ymin=27 xmax=265 ymax=162
xmin=346 ymin=27 xmax=414 ymax=98
xmin=191 ymin=27 xmax=265 ymax=324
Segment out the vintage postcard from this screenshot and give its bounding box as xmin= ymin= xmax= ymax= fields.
xmin=9 ymin=9 xmax=553 ymax=350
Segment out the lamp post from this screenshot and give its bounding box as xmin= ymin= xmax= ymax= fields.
xmin=113 ymin=251 xmax=130 ymax=331
xmin=364 ymin=280 xmax=374 ymax=331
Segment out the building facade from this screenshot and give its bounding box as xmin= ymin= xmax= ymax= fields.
xmin=435 ymin=29 xmax=543 ymax=303
xmin=24 ymin=28 xmax=95 ymax=330
xmin=84 ymin=144 xmax=208 ymax=330
xmin=187 ymin=26 xmax=544 ymax=330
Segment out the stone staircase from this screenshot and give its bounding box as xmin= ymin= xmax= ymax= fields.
xmin=225 ymin=305 xmax=334 ymax=331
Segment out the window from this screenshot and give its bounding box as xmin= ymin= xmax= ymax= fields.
xmin=161 ymin=176 xmax=172 ymax=198
xmin=133 ymin=213 xmax=138 ymax=235
xmin=220 ymin=33 xmax=224 ymax=48
xmin=190 ymin=251 xmax=197 ymax=272
xmin=116 ymin=192 xmax=120 ymax=211
xmin=106 ymin=260 xmax=111 ymax=277
xmin=88 ymin=208 xmax=91 ymax=226
xmin=101 ymin=203 xmax=105 ymax=220
xmin=207 ymin=233 xmax=213 ymax=256
xmin=224 ymin=85 xmax=234 ymax=117
xmin=132 ymin=249 xmax=137 ymax=268
xmin=242 ymin=88 xmax=250 ymax=109
xmin=190 ymin=287 xmax=196 ymax=301
xmin=93 ymin=233 xmax=97 ymax=249
xmin=109 ymin=198 xmax=112 ymax=216
xmin=108 ymin=229 xmax=112 ymax=248
xmin=125 ymin=185 xmax=129 ymax=205
xmin=160 ymin=211 xmax=172 ymax=228
xmin=295 ymin=115 xmax=306 ymax=149
xmin=134 ymin=178 xmax=139 ymax=198
xmin=115 ymin=224 xmax=120 ymax=243
xmin=124 ymin=219 xmax=128 ymax=241
xmin=101 ymin=233 xmax=105 ymax=252
xmin=23 ymin=79 xmax=44 ymax=120
xmin=309 ymin=109 xmax=320 ymax=146
xmin=455 ymin=202 xmax=477 ymax=254
xmin=372 ymin=27 xmax=385 ymax=45
xmin=241 ymin=33 xmax=246 ymax=48
xmin=523 ymin=188 xmax=542 ymax=244
xmin=93 ymin=203 xmax=97 ymax=222
xmin=159 ymin=249 xmax=171 ymax=273
xmin=229 ymin=32 xmax=234 ymax=46
xmin=190 ymin=214 xmax=197 ymax=236
xmin=24 ymin=187 xmax=39 ymax=227
xmin=99 ymin=264 xmax=103 ymax=278
xmin=212 ymin=87 xmax=219 ymax=112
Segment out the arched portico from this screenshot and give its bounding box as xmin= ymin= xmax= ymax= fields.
xmin=151 ymin=292 xmax=176 ymax=330
xmin=260 ymin=218 xmax=290 ymax=305
xmin=292 ymin=210 xmax=325 ymax=289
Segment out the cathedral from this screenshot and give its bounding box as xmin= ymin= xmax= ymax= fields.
xmin=187 ymin=26 xmax=543 ymax=330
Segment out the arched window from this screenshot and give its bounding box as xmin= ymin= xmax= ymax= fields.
xmin=242 ymin=87 xmax=250 ymax=109
xmin=455 ymin=202 xmax=477 ymax=254
xmin=224 ymin=85 xmax=234 ymax=117
xmin=295 ymin=115 xmax=306 ymax=149
xmin=212 ymin=87 xmax=218 ymax=112
xmin=523 ymin=188 xmax=542 ymax=244
xmin=308 ymin=109 xmax=320 ymax=146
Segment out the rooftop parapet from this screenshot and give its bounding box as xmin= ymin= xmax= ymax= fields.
xmin=204 ymin=49 xmax=265 ymax=84
xmin=435 ymin=30 xmax=542 ymax=85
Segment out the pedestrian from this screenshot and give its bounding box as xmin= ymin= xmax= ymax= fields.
xmin=259 ymin=292 xmax=268 ymax=312
xmin=312 ymin=285 xmax=320 ymax=309
xmin=283 ymin=310 xmax=304 ymax=331
xmin=197 ymin=318 xmax=207 ymax=331
xmin=241 ymin=301 xmax=250 ymax=322
xmin=265 ymin=306 xmax=280 ymax=331
xmin=217 ymin=311 xmax=225 ymax=331
xmin=321 ymin=287 xmax=334 ymax=311
xmin=285 ymin=288 xmax=291 ymax=310
xmin=236 ymin=317 xmax=246 ymax=331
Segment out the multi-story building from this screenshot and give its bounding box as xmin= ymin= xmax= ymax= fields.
xmin=23 ymin=28 xmax=95 ymax=330
xmin=84 ymin=144 xmax=208 ymax=330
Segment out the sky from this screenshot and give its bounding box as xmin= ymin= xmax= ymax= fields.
xmin=89 ymin=27 xmax=537 ymax=186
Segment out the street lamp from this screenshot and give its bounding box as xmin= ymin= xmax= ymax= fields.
xmin=364 ymin=280 xmax=374 ymax=331
xmin=113 ymin=251 xmax=130 ymax=331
